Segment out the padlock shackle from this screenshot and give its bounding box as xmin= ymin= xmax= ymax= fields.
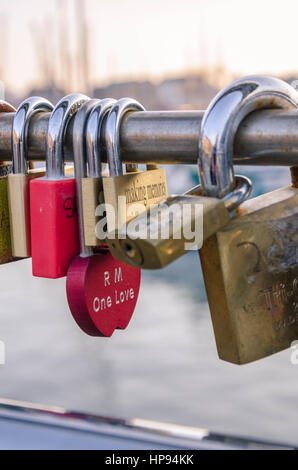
xmin=222 ymin=175 xmax=252 ymax=212
xmin=12 ymin=97 xmax=53 ymax=174
xmin=185 ymin=174 xmax=252 ymax=213
xmin=46 ymin=93 xmax=89 ymax=179
xmin=85 ymin=98 xmax=116 ymax=178
xmin=73 ymin=99 xmax=99 ymax=257
xmin=199 ymin=75 xmax=298 ymax=198
xmin=105 ymin=98 xmax=145 ymax=177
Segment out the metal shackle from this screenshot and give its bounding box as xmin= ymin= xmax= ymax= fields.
xmin=12 ymin=97 xmax=53 ymax=174
xmin=72 ymin=99 xmax=99 ymax=257
xmin=85 ymin=98 xmax=116 ymax=178
xmin=105 ymin=98 xmax=145 ymax=177
xmin=199 ymin=75 xmax=298 ymax=198
xmin=185 ymin=174 xmax=252 ymax=213
xmin=46 ymin=93 xmax=89 ymax=179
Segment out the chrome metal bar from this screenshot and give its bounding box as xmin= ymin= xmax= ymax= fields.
xmin=0 ymin=108 xmax=298 ymax=165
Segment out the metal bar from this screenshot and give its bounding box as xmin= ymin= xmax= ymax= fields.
xmin=0 ymin=108 xmax=297 ymax=165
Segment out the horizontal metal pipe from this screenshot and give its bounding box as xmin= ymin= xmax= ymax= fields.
xmin=0 ymin=108 xmax=297 ymax=166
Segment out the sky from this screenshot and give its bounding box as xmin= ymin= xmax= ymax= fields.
xmin=1 ymin=0 xmax=298 ymax=94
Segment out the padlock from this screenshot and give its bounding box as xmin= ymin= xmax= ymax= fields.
xmin=66 ymin=100 xmax=141 ymax=337
xmin=104 ymin=95 xmax=252 ymax=269
xmin=8 ymin=97 xmax=54 ymax=257
xmin=102 ymin=98 xmax=168 ymax=240
xmin=198 ymin=75 xmax=298 ymax=364
xmin=82 ymin=98 xmax=116 ymax=246
xmin=0 ymin=101 xmax=17 ymax=264
xmin=30 ymin=93 xmax=89 ymax=278
xmin=105 ymin=175 xmax=251 ymax=269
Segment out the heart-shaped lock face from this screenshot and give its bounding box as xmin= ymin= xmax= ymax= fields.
xmin=66 ymin=249 xmax=141 ymax=337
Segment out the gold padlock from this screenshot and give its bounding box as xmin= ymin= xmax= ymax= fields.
xmin=200 ymin=173 xmax=298 ymax=364
xmin=0 ymin=101 xmax=16 ymax=264
xmin=106 ymin=176 xmax=251 ymax=269
xmin=199 ymin=75 xmax=298 ymax=364
xmin=102 ymin=98 xmax=168 ymax=240
xmin=81 ymin=98 xmax=115 ymax=246
xmin=0 ymin=102 xmax=17 ymax=264
xmin=8 ymin=97 xmax=53 ymax=257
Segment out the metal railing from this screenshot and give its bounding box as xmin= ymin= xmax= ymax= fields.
xmin=0 ymin=107 xmax=298 ymax=166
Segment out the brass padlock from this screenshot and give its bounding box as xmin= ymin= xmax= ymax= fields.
xmin=199 ymin=75 xmax=298 ymax=364
xmin=102 ymin=98 xmax=168 ymax=239
xmin=8 ymin=97 xmax=53 ymax=257
xmin=0 ymin=101 xmax=16 ymax=264
xmin=81 ymin=98 xmax=115 ymax=246
xmin=106 ymin=175 xmax=251 ymax=269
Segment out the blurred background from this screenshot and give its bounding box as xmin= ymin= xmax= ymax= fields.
xmin=0 ymin=0 xmax=297 ymax=446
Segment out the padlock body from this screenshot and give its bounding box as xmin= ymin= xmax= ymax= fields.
xmin=0 ymin=176 xmax=14 ymax=264
xmin=8 ymin=169 xmax=46 ymax=257
xmin=30 ymin=177 xmax=80 ymax=278
xmin=200 ymin=186 xmax=298 ymax=364
xmin=103 ymin=168 xmax=168 ymax=234
xmin=66 ymin=250 xmax=141 ymax=336
xmin=82 ymin=177 xmax=105 ymax=246
xmin=107 ymin=194 xmax=230 ymax=269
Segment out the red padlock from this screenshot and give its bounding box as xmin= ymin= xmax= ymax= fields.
xmin=66 ymin=99 xmax=141 ymax=336
xmin=30 ymin=93 xmax=89 ymax=278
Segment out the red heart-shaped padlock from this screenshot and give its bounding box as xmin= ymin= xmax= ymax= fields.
xmin=66 ymin=99 xmax=141 ymax=336
xmin=66 ymin=248 xmax=141 ymax=336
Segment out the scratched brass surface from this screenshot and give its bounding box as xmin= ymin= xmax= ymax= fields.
xmin=108 ymin=195 xmax=230 ymax=269
xmin=103 ymin=168 xmax=168 ymax=234
xmin=199 ymin=186 xmax=298 ymax=364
